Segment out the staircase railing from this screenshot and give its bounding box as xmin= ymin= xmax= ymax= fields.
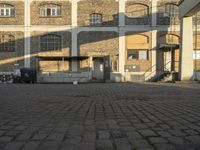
xmin=143 ymin=61 xmax=176 ymax=81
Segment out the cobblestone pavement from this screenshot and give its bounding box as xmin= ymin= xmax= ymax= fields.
xmin=0 ymin=83 xmax=200 ymax=150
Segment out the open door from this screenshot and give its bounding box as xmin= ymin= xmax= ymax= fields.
xmin=92 ymin=56 xmax=110 ymax=81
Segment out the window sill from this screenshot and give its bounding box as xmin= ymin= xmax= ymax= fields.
xmin=39 ymin=16 xmax=62 ymax=18
xmin=0 ymin=16 xmax=15 ymax=18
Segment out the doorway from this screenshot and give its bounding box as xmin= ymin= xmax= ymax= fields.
xmin=92 ymin=56 xmax=110 ymax=80
xmin=92 ymin=57 xmax=104 ymax=80
xmin=163 ymin=48 xmax=179 ymax=72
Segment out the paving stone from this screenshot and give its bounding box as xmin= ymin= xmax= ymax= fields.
xmin=47 ymin=133 xmax=65 ymax=141
xmin=2 ymin=142 xmax=25 ymax=150
xmin=138 ymin=129 xmax=157 ymax=137
xmin=149 ymin=137 xmax=168 ymax=144
xmin=1 ymin=83 xmax=200 ymax=150
xmin=0 ymin=136 xmax=13 ymax=142
xmin=32 ymin=133 xmax=48 ymax=140
xmin=98 ymin=130 xmax=110 ymax=139
xmin=96 ymin=140 xmax=113 ymax=150
xmin=65 ymin=136 xmax=82 ymax=144
xmin=37 ymin=141 xmax=60 ymax=150
xmin=131 ymin=139 xmax=153 ymax=149
xmin=77 ymin=142 xmax=95 ymax=150
xmin=115 ymin=141 xmax=131 ymax=150
xmin=21 ymin=141 xmax=40 ymax=150
xmin=15 ymin=132 xmax=32 ymax=141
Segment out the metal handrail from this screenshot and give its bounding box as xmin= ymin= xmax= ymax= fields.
xmin=144 ymin=60 xmax=179 ymax=81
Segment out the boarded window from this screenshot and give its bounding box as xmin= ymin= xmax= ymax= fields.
xmin=126 ymin=4 xmax=149 ymax=18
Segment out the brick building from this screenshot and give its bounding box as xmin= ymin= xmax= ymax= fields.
xmin=0 ymin=0 xmax=199 ymax=82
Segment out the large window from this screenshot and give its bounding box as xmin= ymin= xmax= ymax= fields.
xmin=90 ymin=13 xmax=102 ymax=25
xmin=0 ymin=34 xmax=15 ymax=52
xmin=126 ymin=4 xmax=149 ymax=18
xmin=40 ymin=4 xmax=61 ymax=17
xmin=165 ymin=4 xmax=178 ymax=17
xmin=40 ymin=34 xmax=61 ymax=51
xmin=128 ymin=50 xmax=148 ymax=60
xmin=0 ymin=4 xmax=15 ymax=17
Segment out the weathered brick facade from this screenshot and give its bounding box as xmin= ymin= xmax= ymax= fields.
xmin=31 ymin=1 xmax=71 ymax=25
xmin=30 ymin=31 xmax=71 ymax=69
xmin=1 ymin=0 xmax=200 ymax=82
xmin=77 ymin=0 xmax=119 ymax=26
xmin=0 ymin=1 xmax=24 ymax=25
xmin=157 ymin=0 xmax=180 ymax=25
xmin=78 ymin=31 xmax=119 ymax=71
xmin=0 ymin=32 xmax=24 ymax=72
xmin=125 ymin=32 xmax=152 ymax=72
xmin=125 ymin=0 xmax=152 ymax=25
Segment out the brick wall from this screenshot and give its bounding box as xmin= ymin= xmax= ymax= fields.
xmin=77 ymin=0 xmax=119 ymax=26
xmin=31 ymin=1 xmax=71 ymax=25
xmin=0 ymin=32 xmax=24 ymax=72
xmin=78 ymin=31 xmax=119 ymax=71
xmin=0 ymin=1 xmax=24 ymax=25
xmin=30 ymin=31 xmax=71 ymax=68
xmin=125 ymin=32 xmax=152 ymax=72
xmin=125 ymin=0 xmax=151 ymax=25
xmin=157 ymin=0 xmax=180 ymax=25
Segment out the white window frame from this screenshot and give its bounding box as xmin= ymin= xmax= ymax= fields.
xmin=40 ymin=4 xmax=61 ymax=17
xmin=90 ymin=13 xmax=102 ymax=25
xmin=127 ymin=50 xmax=148 ymax=60
xmin=193 ymin=50 xmax=200 ymax=60
xmin=0 ymin=4 xmax=15 ymax=17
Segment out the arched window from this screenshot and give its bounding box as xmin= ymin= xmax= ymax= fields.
xmin=165 ymin=3 xmax=179 ymax=17
xmin=90 ymin=13 xmax=102 ymax=25
xmin=0 ymin=34 xmax=15 ymax=52
xmin=40 ymin=34 xmax=61 ymax=51
xmin=126 ymin=4 xmax=149 ymax=18
xmin=160 ymin=34 xmax=179 ymax=44
xmin=0 ymin=4 xmax=15 ymax=17
xmin=40 ymin=4 xmax=61 ymax=17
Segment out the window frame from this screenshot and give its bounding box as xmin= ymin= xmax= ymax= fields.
xmin=127 ymin=49 xmax=149 ymax=60
xmin=39 ymin=4 xmax=61 ymax=18
xmin=0 ymin=34 xmax=15 ymax=52
xmin=193 ymin=50 xmax=200 ymax=60
xmin=0 ymin=4 xmax=15 ymax=17
xmin=40 ymin=34 xmax=62 ymax=51
xmin=90 ymin=13 xmax=102 ymax=26
xmin=165 ymin=3 xmax=179 ymax=17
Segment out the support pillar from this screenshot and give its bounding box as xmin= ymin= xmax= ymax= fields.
xmin=71 ymin=0 xmax=78 ymax=72
xmin=179 ymin=17 xmax=194 ymax=80
xmin=118 ymin=0 xmax=125 ymax=81
xmin=24 ymin=0 xmax=31 ymax=68
xmin=151 ymin=0 xmax=157 ymax=77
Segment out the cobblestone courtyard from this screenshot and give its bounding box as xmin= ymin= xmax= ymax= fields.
xmin=0 ymin=83 xmax=200 ymax=150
